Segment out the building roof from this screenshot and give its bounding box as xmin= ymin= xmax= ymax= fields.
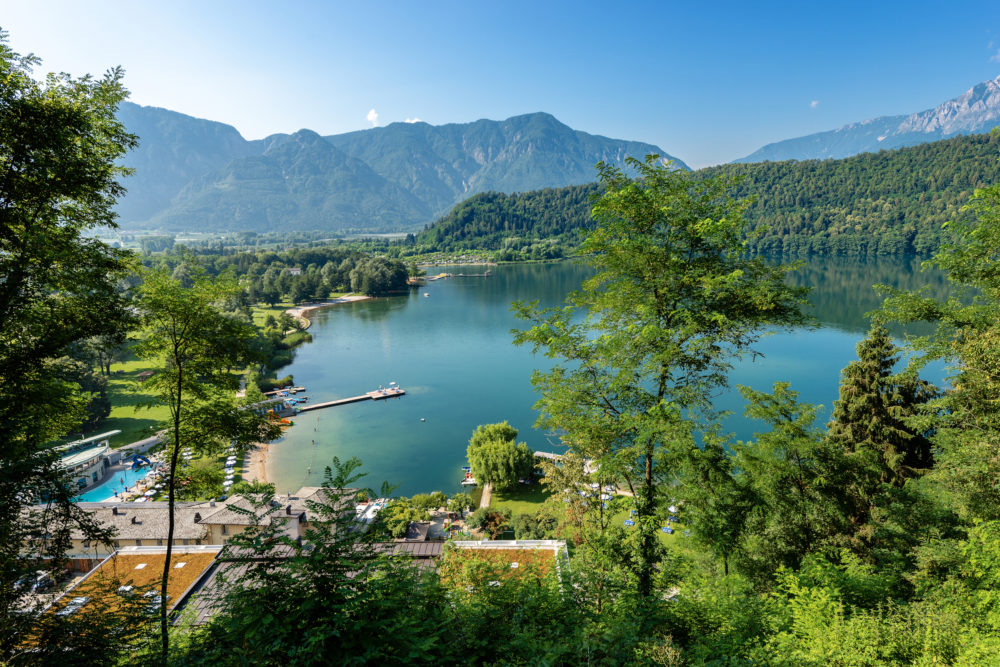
xmin=49 ymin=546 xmax=221 ymax=617
xmin=58 ymin=444 xmax=110 ymax=470
xmin=403 ymin=521 xmax=430 ymax=542
xmin=177 ymin=540 xmax=445 ymax=625
xmin=56 ymin=430 xmax=122 ymax=452
xmin=65 ymin=503 xmax=214 ymax=541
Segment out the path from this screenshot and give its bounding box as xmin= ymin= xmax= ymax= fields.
xmin=479 ymin=482 xmax=493 ymax=509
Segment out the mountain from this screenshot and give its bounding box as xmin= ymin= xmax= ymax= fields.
xmin=147 ymin=130 xmax=430 ymax=232
xmin=115 ymin=102 xmax=257 ymax=222
xmin=738 ymin=76 xmax=1000 ymax=163
xmin=113 ymin=105 xmax=683 ymax=232
xmin=419 ymin=131 xmax=1000 ymax=258
xmin=326 ymin=113 xmax=686 ymax=216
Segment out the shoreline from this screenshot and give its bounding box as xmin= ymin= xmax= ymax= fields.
xmin=284 ymin=294 xmax=372 ymax=330
xmin=245 ymin=440 xmax=272 ymax=484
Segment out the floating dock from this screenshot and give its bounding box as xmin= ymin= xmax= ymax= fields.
xmin=297 ymin=387 xmax=406 ymax=412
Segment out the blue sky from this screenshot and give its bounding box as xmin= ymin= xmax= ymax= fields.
xmin=3 ymin=0 xmax=1000 ymax=167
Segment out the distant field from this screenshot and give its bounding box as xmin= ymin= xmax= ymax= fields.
xmin=101 ymin=354 xmax=169 ymax=448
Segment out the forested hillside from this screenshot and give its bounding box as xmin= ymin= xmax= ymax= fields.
xmin=419 ymin=131 xmax=1000 ymax=257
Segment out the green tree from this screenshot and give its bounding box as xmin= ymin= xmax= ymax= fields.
xmin=827 ymin=326 xmax=936 ymax=488
xmin=466 ymin=422 xmax=533 ymax=490
xmin=349 ymin=255 xmax=408 ymax=296
xmin=135 ymin=268 xmax=281 ymax=662
xmin=0 ymin=32 xmax=138 ymax=658
xmin=513 ymin=155 xmax=808 ymax=599
xmin=880 ymin=183 xmax=1000 ymax=522
xmin=733 ymin=383 xmax=853 ymax=582
xmin=176 ymin=458 xmax=449 ymax=664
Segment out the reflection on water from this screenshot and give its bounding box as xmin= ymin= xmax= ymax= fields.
xmin=268 ymin=257 xmax=950 ymax=496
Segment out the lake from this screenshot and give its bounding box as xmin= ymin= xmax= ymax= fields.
xmin=267 ymin=256 xmax=950 ymax=497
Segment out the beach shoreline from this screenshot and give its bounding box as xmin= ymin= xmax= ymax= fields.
xmin=284 ymin=294 xmax=371 ymax=330
xmin=245 ymin=440 xmax=272 ymax=484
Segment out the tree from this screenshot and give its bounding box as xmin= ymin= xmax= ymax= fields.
xmin=732 ymin=383 xmax=854 ymax=582
xmin=513 ymin=155 xmax=809 ymax=599
xmin=175 ymin=458 xmax=449 ymax=665
xmin=466 ymin=422 xmax=534 ymax=490
xmin=0 ymin=32 xmax=138 ymax=659
xmin=135 ymin=268 xmax=281 ymax=662
xmin=827 ymin=326 xmax=936 ymax=488
xmin=879 ymin=183 xmax=1000 ymax=521
xmin=349 ymin=255 xmax=408 ymax=296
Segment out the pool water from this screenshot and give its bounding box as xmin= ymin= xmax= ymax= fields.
xmin=76 ymin=466 xmax=150 ymax=502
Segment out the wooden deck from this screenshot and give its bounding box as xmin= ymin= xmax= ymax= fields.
xmin=298 ymin=387 xmax=406 ymax=412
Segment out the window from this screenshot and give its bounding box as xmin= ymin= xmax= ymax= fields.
xmin=135 ymin=540 xmax=142 ymax=546
xmin=221 ymin=525 xmax=228 ymax=536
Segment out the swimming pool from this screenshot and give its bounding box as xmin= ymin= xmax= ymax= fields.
xmin=76 ymin=466 xmax=151 ymax=502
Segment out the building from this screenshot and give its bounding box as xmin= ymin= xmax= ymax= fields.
xmin=47 ymin=545 xmax=222 ymax=619
xmin=55 ymin=430 xmax=122 ymax=490
xmin=27 ymin=487 xmax=357 ymax=572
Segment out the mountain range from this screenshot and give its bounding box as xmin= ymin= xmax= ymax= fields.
xmin=738 ymin=75 xmax=1000 ymax=162
xmin=114 ymin=105 xmax=683 ymax=232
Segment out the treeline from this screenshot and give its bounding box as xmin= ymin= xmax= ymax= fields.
xmin=416 ymin=184 xmax=599 ymax=259
xmin=415 ymin=131 xmax=1000 ymax=258
xmin=143 ymin=246 xmax=412 ymax=302
xmin=709 ymin=130 xmax=1000 ymax=256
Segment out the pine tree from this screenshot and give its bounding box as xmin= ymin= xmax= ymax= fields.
xmin=827 ymin=326 xmax=936 ymax=487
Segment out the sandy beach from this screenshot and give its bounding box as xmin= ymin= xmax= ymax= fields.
xmin=245 ymin=441 xmax=272 ymax=484
xmin=284 ymin=294 xmax=371 ymax=330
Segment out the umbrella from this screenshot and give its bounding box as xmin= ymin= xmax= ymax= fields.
xmin=624 ymin=519 xmax=635 ymax=526
xmin=143 ymin=490 xmax=155 ymax=497
xmin=589 ymin=483 xmax=600 ymax=489
xmin=599 ymin=493 xmax=612 ymax=500
xmin=668 ymin=505 xmax=678 ymax=513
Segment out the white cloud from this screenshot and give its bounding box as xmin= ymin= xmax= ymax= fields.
xmin=404 ymin=117 xmax=422 ymax=123
xmin=991 ymin=48 xmax=1000 ymax=63
xmin=810 ymin=100 xmax=819 ymax=109
xmin=366 ymin=108 xmax=379 ymax=127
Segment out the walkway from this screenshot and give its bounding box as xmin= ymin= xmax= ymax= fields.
xmin=298 ymin=387 xmax=405 ymax=412
xmin=479 ymin=482 xmax=493 ymax=509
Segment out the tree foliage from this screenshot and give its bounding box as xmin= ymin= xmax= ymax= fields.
xmin=0 ymin=32 xmax=139 ymax=660
xmin=136 ymin=268 xmax=281 ymax=660
xmin=466 ymin=422 xmax=534 ymax=490
xmin=514 ymin=154 xmax=809 ymax=598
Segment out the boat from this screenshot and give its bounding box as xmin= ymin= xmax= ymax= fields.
xmin=424 ymin=293 xmax=430 ymax=297
xmin=461 ymin=477 xmax=477 ymax=486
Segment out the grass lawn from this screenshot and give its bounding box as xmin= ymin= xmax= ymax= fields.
xmin=251 ymin=303 xmax=293 ymax=328
xmin=70 ymin=353 xmax=170 ymax=449
xmin=608 ymin=506 xmax=687 ymax=547
xmin=490 ymin=483 xmax=554 ymax=515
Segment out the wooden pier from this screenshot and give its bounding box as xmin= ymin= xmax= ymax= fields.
xmin=297 ymin=387 xmax=406 ymax=412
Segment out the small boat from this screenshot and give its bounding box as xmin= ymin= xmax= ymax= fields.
xmin=461 ymin=477 xmax=477 ymax=486
xmin=424 ymin=293 xmax=430 ymax=297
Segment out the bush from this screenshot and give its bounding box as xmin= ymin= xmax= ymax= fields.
xmin=466 ymin=507 xmax=511 ymax=538
xmin=411 ymin=492 xmax=448 ymax=510
xmin=258 ymin=374 xmax=294 ymax=392
xmin=511 ymin=511 xmax=559 ymax=540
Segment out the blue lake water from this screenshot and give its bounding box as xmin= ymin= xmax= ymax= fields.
xmin=268 ymin=257 xmax=951 ymax=497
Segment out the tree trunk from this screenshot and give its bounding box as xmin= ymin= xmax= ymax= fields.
xmin=160 ymin=363 xmax=181 ymax=664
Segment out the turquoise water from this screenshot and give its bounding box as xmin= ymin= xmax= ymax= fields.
xmin=268 ymin=258 xmax=950 ymax=497
xmin=77 ymin=466 xmax=150 ymax=502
